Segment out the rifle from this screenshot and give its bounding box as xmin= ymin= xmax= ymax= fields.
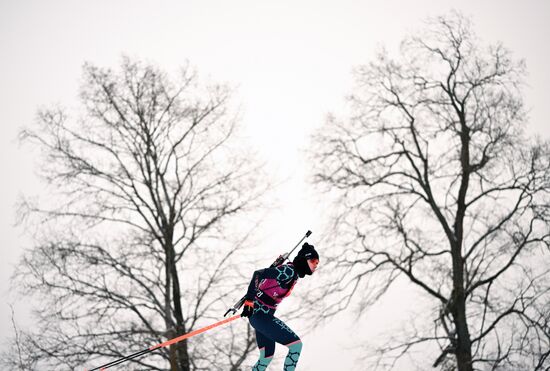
xmin=223 ymin=230 xmax=312 ymax=317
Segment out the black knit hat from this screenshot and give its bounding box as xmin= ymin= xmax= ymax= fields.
xmin=296 ymin=242 xmax=319 ymax=260
xmin=292 ymin=243 xmax=319 ymax=277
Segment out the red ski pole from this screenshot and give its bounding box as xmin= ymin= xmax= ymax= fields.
xmin=87 ymin=314 xmax=241 ymax=370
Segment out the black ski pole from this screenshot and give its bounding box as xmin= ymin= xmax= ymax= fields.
xmin=223 ymin=230 xmax=312 ymax=317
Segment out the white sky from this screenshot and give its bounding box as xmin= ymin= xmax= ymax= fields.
xmin=1 ymin=1 xmax=549 ymax=370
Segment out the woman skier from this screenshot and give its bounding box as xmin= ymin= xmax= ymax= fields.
xmin=241 ymin=242 xmax=320 ymax=371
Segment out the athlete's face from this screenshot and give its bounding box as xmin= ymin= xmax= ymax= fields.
xmin=307 ymin=258 xmax=319 ymax=274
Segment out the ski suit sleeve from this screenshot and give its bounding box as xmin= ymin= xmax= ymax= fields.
xmin=245 ymin=267 xmax=280 ymax=301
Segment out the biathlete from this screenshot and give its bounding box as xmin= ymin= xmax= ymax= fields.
xmin=241 ymin=243 xmax=320 ymax=371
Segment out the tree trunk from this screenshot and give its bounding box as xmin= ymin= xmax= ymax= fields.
xmin=453 ymin=123 xmax=473 ymax=371
xmin=167 ymin=239 xmax=190 ymax=371
xmin=451 ymin=252 xmax=474 ymax=371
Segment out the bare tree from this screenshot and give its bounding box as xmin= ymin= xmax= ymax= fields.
xmin=310 ymin=12 xmax=550 ymax=371
xmin=4 ymin=57 xmax=267 ymax=370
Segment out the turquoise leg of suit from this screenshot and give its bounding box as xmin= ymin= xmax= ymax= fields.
xmin=283 ymin=340 xmax=302 ymax=371
xmin=252 ymin=347 xmax=273 ymax=371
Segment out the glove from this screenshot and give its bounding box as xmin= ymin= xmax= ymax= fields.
xmin=241 ymin=300 xmax=254 ymax=318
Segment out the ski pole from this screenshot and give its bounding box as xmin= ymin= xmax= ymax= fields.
xmin=87 ymin=314 xmax=241 ymax=370
xmin=223 ymin=230 xmax=312 ymax=317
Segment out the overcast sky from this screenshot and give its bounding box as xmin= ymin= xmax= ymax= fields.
xmin=1 ymin=1 xmax=549 ymax=370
